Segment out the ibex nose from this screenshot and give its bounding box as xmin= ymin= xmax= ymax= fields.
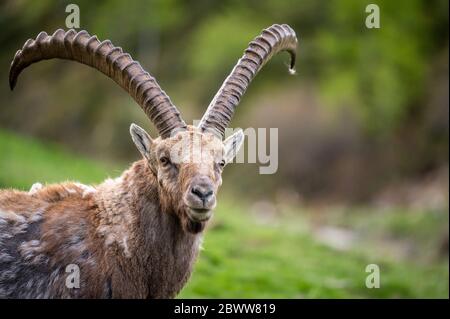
xmin=191 ymin=185 xmax=213 ymax=202
xmin=187 ymin=176 xmax=216 ymax=209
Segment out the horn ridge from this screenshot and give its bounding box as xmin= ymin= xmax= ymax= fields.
xmin=9 ymin=29 xmax=186 ymax=138
xmin=199 ymin=24 xmax=298 ymax=138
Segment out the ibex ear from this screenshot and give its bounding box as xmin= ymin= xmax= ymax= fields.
xmin=130 ymin=123 xmax=153 ymax=160
xmin=223 ymin=129 xmax=244 ymax=165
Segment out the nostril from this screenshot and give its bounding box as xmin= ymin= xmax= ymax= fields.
xmin=191 ymin=186 xmax=204 ymax=199
xmin=204 ymin=190 xmax=213 ymax=199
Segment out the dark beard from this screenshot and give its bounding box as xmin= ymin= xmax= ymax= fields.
xmin=185 ymin=218 xmax=206 ymax=234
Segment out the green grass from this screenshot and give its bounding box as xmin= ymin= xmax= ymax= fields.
xmin=179 ymin=201 xmax=448 ymax=298
xmin=1 ymin=129 xmax=448 ymax=298
xmin=0 ymin=129 xmax=119 ymax=189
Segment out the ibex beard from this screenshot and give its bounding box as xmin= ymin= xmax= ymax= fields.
xmin=0 ymin=24 xmax=297 ymax=298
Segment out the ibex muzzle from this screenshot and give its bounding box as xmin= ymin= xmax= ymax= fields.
xmin=186 ymin=175 xmax=216 ymax=220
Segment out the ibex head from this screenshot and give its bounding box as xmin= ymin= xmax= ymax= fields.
xmin=129 ymin=124 xmax=243 ymax=233
xmin=9 ymin=25 xmax=297 ymax=233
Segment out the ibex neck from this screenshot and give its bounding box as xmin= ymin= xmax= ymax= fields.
xmin=95 ymin=159 xmax=202 ymax=298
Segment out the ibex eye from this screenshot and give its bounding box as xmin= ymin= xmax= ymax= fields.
xmin=160 ymin=156 xmax=170 ymax=165
xmin=219 ymin=160 xmax=226 ymax=168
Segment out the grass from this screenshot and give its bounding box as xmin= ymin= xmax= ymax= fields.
xmin=179 ymin=201 xmax=448 ymax=298
xmin=0 ymin=129 xmax=119 ymax=189
xmin=1 ymin=129 xmax=448 ymax=298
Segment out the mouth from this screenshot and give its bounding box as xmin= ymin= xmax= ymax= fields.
xmin=186 ymin=208 xmax=213 ymax=222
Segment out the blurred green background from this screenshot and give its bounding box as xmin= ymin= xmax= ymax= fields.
xmin=0 ymin=0 xmax=448 ymax=298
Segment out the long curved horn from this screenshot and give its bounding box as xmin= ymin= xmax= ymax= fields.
xmin=9 ymin=29 xmax=186 ymax=138
xmin=199 ymin=24 xmax=298 ymax=138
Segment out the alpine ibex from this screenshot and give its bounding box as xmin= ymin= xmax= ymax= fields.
xmin=0 ymin=24 xmax=297 ymax=298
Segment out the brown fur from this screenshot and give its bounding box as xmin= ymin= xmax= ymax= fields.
xmin=0 ymin=160 xmax=203 ymax=298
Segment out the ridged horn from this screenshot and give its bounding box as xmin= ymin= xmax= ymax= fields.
xmin=9 ymin=29 xmax=186 ymax=138
xmin=199 ymin=24 xmax=298 ymax=138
